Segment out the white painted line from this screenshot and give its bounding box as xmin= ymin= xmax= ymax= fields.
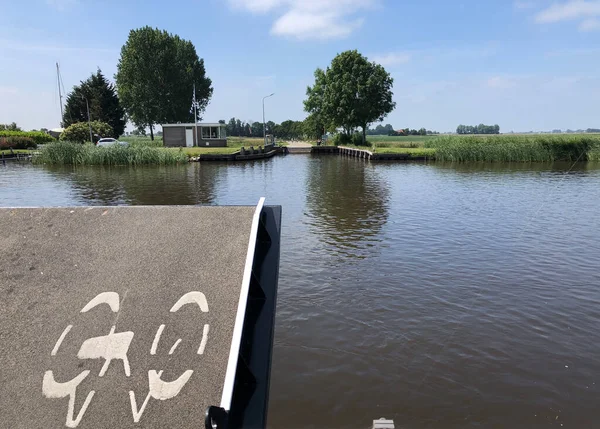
xmin=220 ymin=197 xmax=265 ymax=410
xmin=80 ymin=292 xmax=120 ymax=313
xmin=168 ymin=338 xmax=182 ymax=355
xmin=148 ymin=369 xmax=194 ymax=400
xmin=51 ymin=325 xmax=73 ymax=356
xmin=150 ymin=324 xmax=165 ymax=355
xmin=198 ymin=324 xmax=209 ymax=355
xmin=129 ymin=370 xmax=163 ymax=423
xmin=170 ymin=291 xmax=209 ymax=313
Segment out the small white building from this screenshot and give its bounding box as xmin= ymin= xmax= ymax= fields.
xmin=162 ymin=123 xmax=227 ymax=148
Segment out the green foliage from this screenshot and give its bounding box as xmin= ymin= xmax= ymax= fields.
xmin=0 ymin=130 xmax=54 ymax=145
xmin=116 ymin=26 xmax=213 ymax=140
xmin=33 ymin=141 xmax=188 ymax=165
xmin=304 ymin=50 xmax=396 ymax=144
xmin=60 ymin=121 xmax=113 ymax=143
xmin=0 ymin=122 xmax=21 ymax=131
xmin=424 ymin=135 xmax=600 ymax=162
xmin=331 ymin=133 xmax=371 ymax=147
xmin=0 ymin=136 xmax=36 ymax=150
xmin=120 ymin=136 xmax=164 ymax=147
xmin=456 ymin=124 xmax=500 ymax=134
xmin=63 ymin=69 xmax=126 ymax=138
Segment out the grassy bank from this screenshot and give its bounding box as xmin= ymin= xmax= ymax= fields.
xmin=424 ymin=135 xmax=600 ymax=162
xmin=33 ymin=141 xmax=188 ymax=166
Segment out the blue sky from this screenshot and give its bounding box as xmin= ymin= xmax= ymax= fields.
xmin=1 ymin=0 xmax=600 ymax=133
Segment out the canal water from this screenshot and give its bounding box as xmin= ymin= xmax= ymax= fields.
xmin=2 ymin=156 xmax=600 ymax=428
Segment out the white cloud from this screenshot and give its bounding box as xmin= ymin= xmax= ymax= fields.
xmin=371 ymin=52 xmax=411 ymax=66
xmin=228 ymin=0 xmax=375 ymax=40
xmin=535 ymin=0 xmax=600 ymax=23
xmin=579 ymin=17 xmax=600 ymax=30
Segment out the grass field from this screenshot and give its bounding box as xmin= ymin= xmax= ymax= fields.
xmin=368 ymin=135 xmax=437 ymax=144
xmin=1 ymin=149 xmax=33 ymax=156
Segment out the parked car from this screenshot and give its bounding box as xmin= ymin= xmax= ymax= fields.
xmin=96 ymin=138 xmax=128 ymax=147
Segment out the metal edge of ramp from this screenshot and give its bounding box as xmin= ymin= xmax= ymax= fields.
xmin=206 ymin=198 xmax=282 ymax=429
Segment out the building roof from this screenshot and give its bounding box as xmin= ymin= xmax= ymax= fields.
xmin=162 ymin=123 xmax=224 ymax=127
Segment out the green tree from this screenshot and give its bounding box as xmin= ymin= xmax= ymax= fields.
xmin=304 ymin=50 xmax=396 ymax=145
xmin=115 ymin=26 xmax=213 ymax=140
xmin=63 ymin=69 xmax=126 ymax=138
xmin=60 ymin=121 xmax=113 ymax=143
xmin=0 ymin=122 xmax=22 ymax=131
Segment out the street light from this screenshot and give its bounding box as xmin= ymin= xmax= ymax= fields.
xmin=262 ymin=93 xmax=274 ymax=145
xmin=81 ymin=95 xmax=93 ymax=144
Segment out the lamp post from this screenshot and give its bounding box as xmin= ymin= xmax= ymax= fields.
xmin=82 ymin=95 xmax=93 ymax=144
xmin=262 ymin=93 xmax=274 ymax=145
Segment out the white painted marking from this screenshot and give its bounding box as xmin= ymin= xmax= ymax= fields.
xmin=80 ymin=292 xmax=120 ymax=313
xmin=77 ymin=325 xmax=133 ymax=377
xmin=129 ymin=370 xmax=163 ymax=423
xmin=42 ymin=370 xmax=95 ymax=428
xmin=170 ymin=291 xmax=209 ymax=313
xmin=198 ymin=324 xmax=209 ymax=355
xmin=51 ymin=325 xmax=73 ymax=356
xmin=220 ymin=197 xmax=265 ymax=410
xmin=168 ymin=338 xmax=182 ymax=355
xmin=148 ymin=370 xmax=193 ymax=400
xmin=150 ymin=324 xmax=165 ymax=355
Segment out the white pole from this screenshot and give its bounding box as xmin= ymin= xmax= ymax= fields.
xmin=262 ymin=93 xmax=274 ymax=145
xmin=193 ymin=83 xmax=198 ymax=147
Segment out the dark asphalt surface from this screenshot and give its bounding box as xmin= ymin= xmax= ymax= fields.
xmin=0 ymin=206 xmax=255 ymax=428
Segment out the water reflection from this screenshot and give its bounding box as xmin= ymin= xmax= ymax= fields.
xmin=305 ymin=156 xmax=390 ymax=259
xmin=44 ymin=164 xmax=223 ymax=205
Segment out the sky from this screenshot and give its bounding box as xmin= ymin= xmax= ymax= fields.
xmin=1 ymin=0 xmax=600 ymax=133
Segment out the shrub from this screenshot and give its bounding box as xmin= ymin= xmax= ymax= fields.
xmin=331 ymin=133 xmax=370 ymax=147
xmin=0 ymin=130 xmax=54 ymax=145
xmin=60 ymin=121 xmax=113 ymax=143
xmin=351 ymin=133 xmax=370 ymax=147
xmin=0 ymin=136 xmax=37 ymax=149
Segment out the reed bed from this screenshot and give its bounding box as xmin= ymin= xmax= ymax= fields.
xmin=33 ymin=141 xmax=188 ymax=165
xmin=424 ymin=135 xmax=600 ymax=162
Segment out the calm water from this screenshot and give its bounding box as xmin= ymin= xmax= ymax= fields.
xmin=2 ymin=157 xmax=600 ymax=428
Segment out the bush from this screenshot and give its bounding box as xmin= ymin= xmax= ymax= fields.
xmin=331 ymin=133 xmax=370 ymax=147
xmin=0 ymin=130 xmax=54 ymax=145
xmin=0 ymin=136 xmax=37 ymax=150
xmin=60 ymin=121 xmax=113 ymax=143
xmin=351 ymin=133 xmax=370 ymax=147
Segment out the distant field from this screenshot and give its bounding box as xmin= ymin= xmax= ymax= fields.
xmin=368 ymin=135 xmax=437 ymax=143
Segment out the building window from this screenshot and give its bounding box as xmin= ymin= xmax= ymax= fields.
xmin=201 ymin=127 xmax=221 ymax=139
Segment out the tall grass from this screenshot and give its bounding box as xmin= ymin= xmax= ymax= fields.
xmin=33 ymin=141 xmax=188 ymax=166
xmin=120 ymin=136 xmax=164 ymax=147
xmin=424 ymin=135 xmax=600 ymax=162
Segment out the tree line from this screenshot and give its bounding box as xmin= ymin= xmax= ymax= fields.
xmin=456 ymin=124 xmax=500 ymax=134
xmin=223 ymin=118 xmax=320 ymax=140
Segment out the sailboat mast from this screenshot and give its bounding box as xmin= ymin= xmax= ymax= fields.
xmin=56 ymin=62 xmax=64 ymax=126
